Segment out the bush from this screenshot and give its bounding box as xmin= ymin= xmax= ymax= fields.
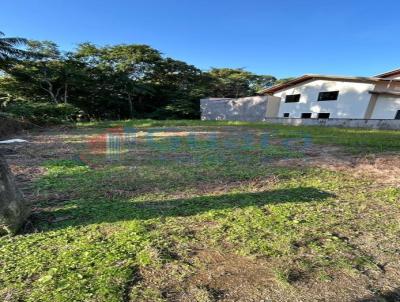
xmin=1 ymin=102 xmax=81 ymax=125
xmin=0 ymin=115 xmax=31 ymax=139
xmin=148 ymin=99 xmax=200 ymax=120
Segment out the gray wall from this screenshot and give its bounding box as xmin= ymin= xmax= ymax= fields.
xmin=263 ymin=118 xmax=400 ymax=130
xmin=201 ymin=96 xmax=274 ymax=121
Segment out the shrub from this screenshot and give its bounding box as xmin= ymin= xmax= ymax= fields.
xmin=1 ymin=101 xmax=81 ymax=125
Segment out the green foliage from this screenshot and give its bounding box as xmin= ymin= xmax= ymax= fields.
xmin=0 ymin=34 xmax=280 ymax=121
xmin=0 ymin=31 xmax=28 ymax=63
xmin=150 ymin=99 xmax=200 ymax=119
xmin=3 ymin=101 xmax=80 ymax=125
xmin=274 ymin=77 xmax=295 ymax=85
xmin=205 ymin=67 xmax=276 ymax=98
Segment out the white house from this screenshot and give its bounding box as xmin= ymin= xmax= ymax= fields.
xmin=261 ymin=69 xmax=400 ymax=120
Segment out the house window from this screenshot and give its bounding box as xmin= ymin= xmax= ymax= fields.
xmin=318 ymin=113 xmax=330 ymax=119
xmin=395 ymin=110 xmax=400 ymax=120
xmin=301 ymin=113 xmax=312 ymax=118
xmin=285 ymin=94 xmax=301 ymax=103
xmin=318 ymin=91 xmax=339 ymax=101
xmin=283 ymin=113 xmax=290 ymax=118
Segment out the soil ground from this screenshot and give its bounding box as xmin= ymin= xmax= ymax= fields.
xmin=0 ymin=121 xmax=399 ymax=302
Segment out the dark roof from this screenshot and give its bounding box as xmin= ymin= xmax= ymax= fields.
xmin=374 ymin=68 xmax=400 ymax=78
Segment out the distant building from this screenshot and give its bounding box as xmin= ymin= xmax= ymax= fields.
xmin=260 ymin=69 xmax=400 ymax=120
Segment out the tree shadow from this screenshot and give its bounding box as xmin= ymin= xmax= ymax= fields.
xmin=31 ymin=187 xmax=334 ymax=232
xmin=356 ymin=288 xmax=400 ymax=302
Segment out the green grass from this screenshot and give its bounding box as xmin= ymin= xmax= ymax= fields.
xmin=77 ymin=119 xmax=400 ymax=153
xmin=1 ymin=120 xmax=399 ymax=301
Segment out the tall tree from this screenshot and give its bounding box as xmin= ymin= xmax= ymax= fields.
xmin=150 ymin=58 xmax=209 ymax=118
xmin=75 ymin=43 xmax=161 ymax=118
xmin=5 ymin=41 xmax=67 ymax=103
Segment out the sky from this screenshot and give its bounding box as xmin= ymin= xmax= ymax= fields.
xmin=1 ymin=0 xmax=399 ymax=78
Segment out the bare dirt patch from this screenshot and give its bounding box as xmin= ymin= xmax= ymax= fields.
xmin=275 ymin=145 xmax=400 ymax=187
xmin=133 ymin=249 xmax=384 ymax=302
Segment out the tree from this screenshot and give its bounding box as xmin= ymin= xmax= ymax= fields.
xmin=3 ymin=41 xmax=86 ymax=104
xmin=205 ymin=68 xmax=276 ymax=98
xmin=275 ymin=77 xmax=295 ymax=85
xmin=0 ymin=31 xmax=28 ymax=63
xmin=251 ymin=74 xmax=277 ymax=93
xmin=0 ymin=37 xmax=280 ymax=120
xmin=74 ymin=43 xmax=162 ymax=118
xmin=150 ymin=57 xmax=208 ymax=118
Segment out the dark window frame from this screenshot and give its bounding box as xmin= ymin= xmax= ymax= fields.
xmin=395 ymin=110 xmax=400 ymax=120
xmin=283 ymin=113 xmax=290 ymax=118
xmin=285 ymin=94 xmax=301 ymax=103
xmin=301 ymin=113 xmax=312 ymax=119
xmin=318 ymin=91 xmax=339 ymax=101
xmin=318 ymin=113 xmax=330 ymax=119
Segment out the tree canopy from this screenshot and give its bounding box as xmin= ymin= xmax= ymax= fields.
xmin=0 ymin=31 xmax=282 ymax=121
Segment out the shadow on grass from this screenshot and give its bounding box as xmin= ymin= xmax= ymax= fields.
xmin=356 ymin=288 xmax=400 ymax=302
xmin=32 ymin=187 xmax=334 ymax=231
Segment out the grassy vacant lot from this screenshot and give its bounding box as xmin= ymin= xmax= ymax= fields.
xmin=1 ymin=120 xmax=400 ymax=302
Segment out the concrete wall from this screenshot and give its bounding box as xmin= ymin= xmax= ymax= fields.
xmin=371 ymin=95 xmax=400 ymax=119
xmin=201 ymin=96 xmax=278 ymax=121
xmin=266 ymin=97 xmax=281 ymax=118
xmin=263 ymin=118 xmax=400 ymax=130
xmin=274 ymin=79 xmax=375 ymax=119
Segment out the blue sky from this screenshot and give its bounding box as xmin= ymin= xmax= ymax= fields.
xmin=1 ymin=0 xmax=398 ymax=78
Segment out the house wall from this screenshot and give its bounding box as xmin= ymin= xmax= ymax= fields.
xmin=263 ymin=118 xmax=400 ymax=130
xmin=364 ymin=81 xmax=400 ymax=119
xmin=371 ymin=96 xmax=400 ymax=119
xmin=273 ymin=80 xmax=375 ymax=119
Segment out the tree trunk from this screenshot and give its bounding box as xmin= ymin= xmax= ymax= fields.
xmin=47 ymin=87 xmax=57 ymax=103
xmin=64 ymin=83 xmax=68 ymax=104
xmin=55 ymin=87 xmax=62 ymax=103
xmin=0 ymin=155 xmax=30 ymax=235
xmin=40 ymin=80 xmax=58 ymax=103
xmin=127 ymin=95 xmax=134 ymax=119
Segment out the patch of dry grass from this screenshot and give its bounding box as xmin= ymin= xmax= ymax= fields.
xmin=0 ymin=121 xmax=399 ymax=302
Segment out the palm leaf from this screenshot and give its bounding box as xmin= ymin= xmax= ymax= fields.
xmin=0 ymin=37 xmax=28 ymax=45
xmin=0 ymin=31 xmax=29 ymax=62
